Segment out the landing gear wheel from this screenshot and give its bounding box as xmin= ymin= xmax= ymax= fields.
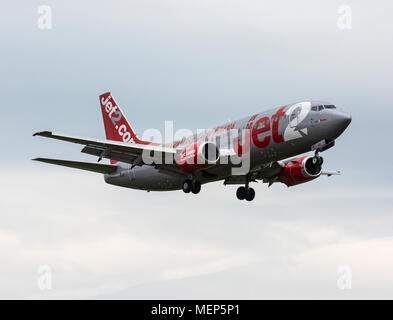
xmin=236 ymin=186 xmax=247 ymax=200
xmin=182 ymin=179 xmax=192 ymax=193
xmin=312 ymin=155 xmax=324 ymax=166
xmin=191 ymin=180 xmax=201 ymax=194
xmin=317 ymin=156 xmax=324 ymax=166
xmin=245 ymin=188 xmax=255 ymax=201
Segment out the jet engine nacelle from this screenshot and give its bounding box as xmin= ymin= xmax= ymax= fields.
xmin=279 ymin=155 xmax=323 ymax=187
xmin=177 ymin=141 xmax=219 ymax=172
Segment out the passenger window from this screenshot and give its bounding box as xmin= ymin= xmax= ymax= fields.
xmin=318 ymin=105 xmax=324 ymax=111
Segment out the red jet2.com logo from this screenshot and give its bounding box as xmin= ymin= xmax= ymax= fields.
xmin=101 ymin=94 xmax=135 ymax=143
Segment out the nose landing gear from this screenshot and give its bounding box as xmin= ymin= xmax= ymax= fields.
xmin=312 ymin=148 xmax=324 ymax=165
xmin=307 ymin=152 xmax=324 ymax=175
xmin=311 ymin=154 xmax=324 ymax=166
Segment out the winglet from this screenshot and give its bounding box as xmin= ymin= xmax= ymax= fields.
xmin=33 ymin=131 xmax=52 ymax=137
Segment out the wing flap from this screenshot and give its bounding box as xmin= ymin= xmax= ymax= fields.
xmin=32 ymin=158 xmax=118 ymax=174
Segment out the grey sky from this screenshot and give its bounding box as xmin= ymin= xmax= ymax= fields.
xmin=1 ymin=0 xmax=393 ymax=298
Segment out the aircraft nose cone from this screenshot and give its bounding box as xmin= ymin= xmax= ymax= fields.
xmin=342 ymin=112 xmax=352 ymax=126
xmin=336 ymin=111 xmax=352 ymax=132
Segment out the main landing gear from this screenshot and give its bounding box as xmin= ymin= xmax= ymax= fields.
xmin=236 ymin=186 xmax=255 ymax=201
xmin=182 ymin=179 xmax=201 ymax=194
xmin=236 ymin=175 xmax=255 ymax=201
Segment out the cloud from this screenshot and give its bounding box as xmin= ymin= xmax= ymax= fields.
xmin=1 ymin=169 xmax=392 ymax=298
xmin=2 ymin=0 xmax=393 ymax=299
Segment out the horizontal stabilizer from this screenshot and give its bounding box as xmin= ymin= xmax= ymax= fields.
xmin=32 ymin=158 xmax=118 ymax=174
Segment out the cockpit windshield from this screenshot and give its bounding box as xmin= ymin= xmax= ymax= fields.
xmin=311 ymin=104 xmax=336 ymax=111
xmin=311 ymin=105 xmax=324 ymax=111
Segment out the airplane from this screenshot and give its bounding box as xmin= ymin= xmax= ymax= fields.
xmin=33 ymin=92 xmax=351 ymax=201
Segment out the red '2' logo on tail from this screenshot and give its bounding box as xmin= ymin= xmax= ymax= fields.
xmin=99 ymin=92 xmax=147 ymax=145
xmin=99 ymin=92 xmax=148 ymax=164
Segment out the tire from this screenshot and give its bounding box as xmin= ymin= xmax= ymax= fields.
xmin=317 ymin=156 xmax=324 ymax=166
xmin=191 ymin=181 xmax=201 ymax=194
xmin=182 ymin=179 xmax=192 ymax=193
xmin=245 ymin=188 xmax=255 ymax=201
xmin=236 ymin=186 xmax=246 ymax=200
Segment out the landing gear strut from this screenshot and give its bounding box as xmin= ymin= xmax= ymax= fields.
xmin=182 ymin=179 xmax=201 ymax=194
xmin=236 ymin=175 xmax=255 ymax=201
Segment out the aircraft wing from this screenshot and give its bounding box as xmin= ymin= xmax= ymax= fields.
xmin=33 ymin=131 xmax=177 ymax=165
xmin=224 ymin=159 xmax=341 ymax=186
xmin=33 ymin=158 xmax=118 ymax=174
xmin=223 ymin=161 xmax=283 ymax=185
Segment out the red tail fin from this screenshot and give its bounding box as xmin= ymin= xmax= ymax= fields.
xmin=99 ymin=92 xmax=145 ymax=144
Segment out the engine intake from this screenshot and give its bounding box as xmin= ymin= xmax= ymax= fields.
xmin=280 ymin=155 xmax=322 ymax=187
